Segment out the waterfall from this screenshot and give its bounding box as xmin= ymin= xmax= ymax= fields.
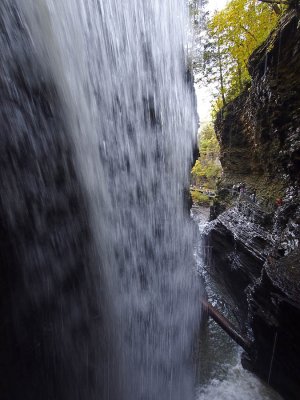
xmin=0 ymin=1 xmax=199 ymax=399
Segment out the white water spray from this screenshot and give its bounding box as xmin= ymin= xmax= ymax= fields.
xmin=14 ymin=1 xmax=199 ymax=399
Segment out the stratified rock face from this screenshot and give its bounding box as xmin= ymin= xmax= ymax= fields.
xmin=215 ymin=10 xmax=300 ymax=202
xmin=206 ymin=9 xmax=300 ymax=400
xmin=204 ymin=205 xmax=272 ymax=325
xmin=206 ymin=196 xmax=300 ymax=399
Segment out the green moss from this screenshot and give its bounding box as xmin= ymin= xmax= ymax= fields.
xmin=217 ymin=174 xmax=285 ymax=213
xmin=190 ymin=190 xmax=211 ymax=205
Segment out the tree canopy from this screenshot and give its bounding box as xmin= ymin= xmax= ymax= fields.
xmin=197 ymin=0 xmax=284 ymax=108
xmin=191 ymin=123 xmax=222 ymax=190
xmin=189 ymin=0 xmax=208 ymax=71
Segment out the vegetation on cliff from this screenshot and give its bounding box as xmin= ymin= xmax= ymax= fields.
xmin=191 ymin=123 xmax=222 ymax=205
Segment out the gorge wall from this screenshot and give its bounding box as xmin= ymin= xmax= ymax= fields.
xmin=205 ymin=9 xmax=300 ymax=400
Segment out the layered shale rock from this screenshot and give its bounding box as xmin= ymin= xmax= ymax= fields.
xmin=205 ymin=9 xmax=300 ymax=400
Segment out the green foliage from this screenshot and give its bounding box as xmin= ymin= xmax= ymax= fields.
xmin=198 ymin=123 xmax=220 ymax=153
xmin=190 ymin=190 xmax=210 ymax=205
xmin=200 ymin=0 xmax=283 ymax=106
xmin=191 ymin=123 xmax=222 ymax=189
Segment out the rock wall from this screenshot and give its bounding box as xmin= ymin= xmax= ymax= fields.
xmin=0 ymin=4 xmax=111 ymax=399
xmin=215 ymin=10 xmax=300 ymax=203
xmin=205 ymin=9 xmax=300 ymax=400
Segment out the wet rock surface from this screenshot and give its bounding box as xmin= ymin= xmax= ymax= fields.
xmin=206 ymin=198 xmax=300 ymax=399
xmin=204 ymin=204 xmax=271 ymax=326
xmin=205 ymin=9 xmax=300 ymax=400
xmin=0 ymin=4 xmax=110 ymax=400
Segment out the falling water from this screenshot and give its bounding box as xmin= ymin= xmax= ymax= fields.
xmin=0 ymin=1 xmax=199 ymax=400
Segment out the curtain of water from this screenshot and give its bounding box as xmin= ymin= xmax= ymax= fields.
xmin=1 ymin=1 xmax=199 ymax=399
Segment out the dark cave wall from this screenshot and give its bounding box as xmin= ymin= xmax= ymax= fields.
xmin=0 ymin=4 xmax=112 ymax=400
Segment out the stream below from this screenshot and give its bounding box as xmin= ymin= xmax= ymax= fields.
xmin=191 ymin=206 xmax=283 ymax=400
